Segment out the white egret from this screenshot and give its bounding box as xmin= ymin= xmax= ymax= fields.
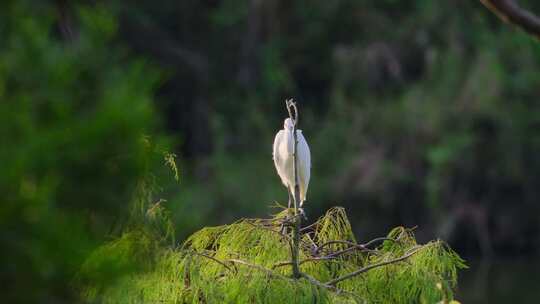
xmin=273 ymin=118 xmax=311 ymax=209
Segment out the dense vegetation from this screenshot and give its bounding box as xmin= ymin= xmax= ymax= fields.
xmin=0 ymin=2 xmax=168 ymax=302
xmin=80 ymin=206 xmax=465 ymax=303
xmin=1 ymin=0 xmax=540 ymax=302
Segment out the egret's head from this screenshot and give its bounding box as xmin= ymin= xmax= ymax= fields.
xmin=284 ymin=118 xmax=295 ymax=130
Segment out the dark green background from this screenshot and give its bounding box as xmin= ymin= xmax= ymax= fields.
xmin=1 ymin=0 xmax=539 ymax=302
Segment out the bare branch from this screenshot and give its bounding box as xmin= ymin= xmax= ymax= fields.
xmin=315 ymin=240 xmax=364 ymax=254
xmin=300 ymin=221 xmax=319 ymax=232
xmin=324 ymin=245 xmax=376 ymax=258
xmin=315 ymin=238 xmax=398 ymax=255
xmin=362 ymin=237 xmax=400 ymax=248
xmin=273 ymin=239 xmax=393 ymax=269
xmin=480 ymin=0 xmax=540 ymax=39
xmin=223 ymin=258 xmax=358 ymax=300
xmin=325 ymin=243 xmax=436 ymax=286
xmin=301 ymin=273 xmax=334 ymax=289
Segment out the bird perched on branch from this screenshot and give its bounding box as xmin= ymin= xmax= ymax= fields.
xmin=273 ymin=118 xmax=311 ymax=209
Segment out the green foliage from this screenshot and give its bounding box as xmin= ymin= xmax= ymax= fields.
xmin=0 ymin=2 xmax=169 ymax=302
xmin=81 ymin=207 xmax=465 ymax=303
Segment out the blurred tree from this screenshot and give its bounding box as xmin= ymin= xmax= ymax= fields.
xmin=2 ymin=0 xmax=540 ymax=301
xmin=0 ymin=1 xmax=167 ymax=302
xmin=480 ymin=0 xmax=540 ymax=39
xmin=123 ymin=0 xmax=540 ymax=258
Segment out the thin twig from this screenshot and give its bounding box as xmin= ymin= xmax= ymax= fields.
xmin=300 ymin=221 xmax=319 ymax=232
xmin=363 ymin=237 xmax=400 ymax=248
xmin=325 ymin=243 xmax=436 ymax=286
xmin=274 ymin=238 xmax=390 ymax=269
xmin=226 ymin=258 xmax=361 ymax=300
xmin=228 ymin=258 xmax=291 ymax=281
xmin=272 ymin=256 xmax=340 ymax=269
xmin=315 ymin=238 xmax=397 ymax=255
xmin=301 ymin=273 xmax=334 ymax=290
xmin=190 ymin=251 xmax=235 ymax=272
xmin=324 ymin=246 xmax=374 ymax=259
xmin=315 ymin=240 xmax=365 ymax=254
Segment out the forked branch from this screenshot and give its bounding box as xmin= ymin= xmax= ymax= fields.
xmin=315 ymin=238 xmax=398 ymax=255
xmin=325 ymin=243 xmax=436 ymax=286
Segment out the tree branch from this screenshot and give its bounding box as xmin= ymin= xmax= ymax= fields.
xmin=273 ymin=237 xmax=398 ymax=269
xmin=191 ymin=251 xmax=235 ymax=273
xmin=286 ymin=98 xmax=302 ymax=278
xmin=480 ymin=0 xmax=540 ymax=39
xmin=272 ymin=255 xmax=341 ymax=269
xmin=228 ymin=259 xmax=291 ymax=281
xmin=325 ymin=243 xmax=436 ymax=286
xmin=315 ymin=238 xmax=398 ymax=255
xmin=299 ymin=221 xmax=319 ymax=232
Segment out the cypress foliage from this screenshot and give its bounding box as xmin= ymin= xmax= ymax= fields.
xmin=80 ymin=206 xmax=466 ymax=303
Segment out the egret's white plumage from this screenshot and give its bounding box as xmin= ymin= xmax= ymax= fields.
xmin=273 ymin=118 xmax=311 ymax=207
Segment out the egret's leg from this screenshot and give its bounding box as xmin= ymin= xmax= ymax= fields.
xmin=287 ymin=188 xmax=292 ymax=209
xmin=280 ymin=188 xmax=293 ymax=235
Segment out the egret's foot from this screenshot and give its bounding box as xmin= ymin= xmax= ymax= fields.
xmin=299 ymin=208 xmax=307 ymax=221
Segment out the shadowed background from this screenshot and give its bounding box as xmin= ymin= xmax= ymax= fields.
xmin=1 ymin=0 xmax=540 ymax=303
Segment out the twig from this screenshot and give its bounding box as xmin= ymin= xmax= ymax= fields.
xmin=480 ymin=0 xmax=540 ymax=39
xmin=300 ymin=221 xmax=319 ymax=232
xmin=190 ymin=251 xmax=235 ymax=272
xmin=227 ymin=258 xmax=361 ymax=301
xmin=272 ymin=256 xmax=340 ymax=269
xmin=363 ymin=237 xmax=400 ymax=248
xmin=301 ymin=273 xmax=334 ymax=290
xmin=315 ymin=238 xmax=398 ymax=255
xmin=315 ymin=240 xmax=365 ymax=254
xmin=274 ymin=238 xmax=388 ymax=269
xmin=228 ymin=258 xmax=291 ymax=281
xmin=324 ymin=246 xmax=373 ymax=259
xmin=325 ymin=243 xmax=436 ymax=286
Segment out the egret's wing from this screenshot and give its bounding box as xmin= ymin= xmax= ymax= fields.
xmin=296 ymin=130 xmax=311 ymax=203
xmin=273 ymin=130 xmax=289 ymax=186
